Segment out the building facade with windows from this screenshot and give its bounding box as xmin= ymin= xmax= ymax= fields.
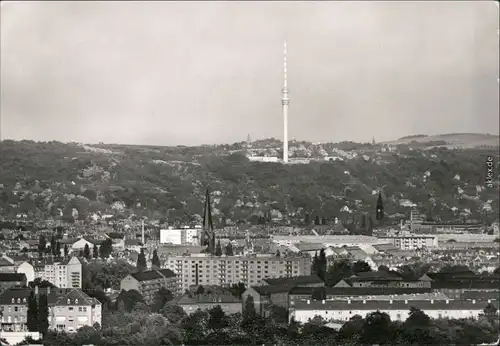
xmin=160 ymin=228 xmax=200 ymax=245
xmin=164 ymin=253 xmax=312 ymax=292
xmin=50 ymin=288 xmax=102 ymax=333
xmin=378 ymin=233 xmax=438 ymax=250
xmin=0 ymin=287 xmax=101 ymax=333
xmin=289 ymin=299 xmax=499 ymax=323
xmin=120 ymin=269 xmax=180 ymax=304
xmin=16 ymin=257 xmax=82 ymax=288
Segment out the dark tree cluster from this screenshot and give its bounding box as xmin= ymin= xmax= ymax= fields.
xmin=26 ymin=291 xmax=49 ymax=335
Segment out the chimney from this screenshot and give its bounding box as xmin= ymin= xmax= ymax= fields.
xmin=306 ymin=300 xmax=310 ymax=304
xmin=472 ymin=299 xmax=476 ymax=304
xmin=404 ymin=300 xmax=408 ymax=304
xmin=321 ymin=300 xmax=325 ymax=304
xmin=47 ymin=286 xmax=50 ymax=295
xmin=35 ymin=286 xmax=39 ymax=295
xmin=431 ymin=300 xmax=434 ymax=304
xmin=389 ymin=300 xmax=393 ymax=304
xmin=347 ymin=299 xmax=351 ymax=304
xmin=446 ymin=300 xmax=449 ymax=304
xmin=363 ymin=300 xmax=366 ymax=304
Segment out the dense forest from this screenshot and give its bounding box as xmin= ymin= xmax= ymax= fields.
xmin=0 ymin=140 xmax=498 ymax=226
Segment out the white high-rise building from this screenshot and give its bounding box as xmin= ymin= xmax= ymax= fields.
xmin=160 ymin=228 xmax=199 ymax=245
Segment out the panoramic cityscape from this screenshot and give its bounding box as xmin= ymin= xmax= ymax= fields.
xmin=0 ymin=1 xmax=499 ymax=346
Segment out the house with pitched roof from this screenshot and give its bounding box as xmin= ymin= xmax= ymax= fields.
xmin=339 ymin=271 xmax=431 ymax=289
xmin=290 ymin=299 xmax=499 ymax=324
xmin=71 ymin=238 xmax=104 ymax=253
xmin=120 ymin=269 xmax=180 ymax=304
xmin=288 ymin=286 xmax=436 ymax=307
xmin=242 ymin=275 xmax=325 ymax=317
xmin=0 ymin=287 xmax=101 ymax=333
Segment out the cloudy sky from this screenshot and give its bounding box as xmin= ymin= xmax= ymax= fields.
xmin=1 ymin=1 xmax=498 ymax=145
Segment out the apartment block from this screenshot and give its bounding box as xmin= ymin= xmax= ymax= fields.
xmin=378 ymin=233 xmax=438 ymax=250
xmin=164 ymin=253 xmax=312 ymax=292
xmin=120 ymin=269 xmax=180 ymax=304
xmin=16 ymin=257 xmax=82 ymax=288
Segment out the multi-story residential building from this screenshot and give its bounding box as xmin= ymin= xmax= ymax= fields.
xmin=0 ymin=287 xmax=101 ymax=333
xmin=49 ymin=287 xmax=102 ymax=332
xmin=242 ymin=275 xmax=325 ymax=317
xmin=174 ymin=292 xmax=242 ymax=315
xmin=16 ymin=257 xmax=82 ymax=288
xmin=164 ymin=253 xmax=312 ymax=292
xmin=410 ymin=208 xmax=423 ymax=228
xmin=289 ymin=299 xmax=500 ymax=323
xmin=120 ymin=269 xmax=180 ymax=304
xmin=0 ymin=273 xmax=27 ymax=292
xmin=378 ymin=232 xmax=438 ymax=250
xmin=0 ymin=289 xmax=29 ymax=332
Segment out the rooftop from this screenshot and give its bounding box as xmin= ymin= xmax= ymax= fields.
xmin=176 ymin=292 xmax=241 ymax=305
xmin=263 ymin=275 xmax=324 ymax=287
xmin=0 ymin=287 xmax=99 ymax=306
xmin=0 ymin=273 xmax=26 ymax=282
xmin=289 ymin=286 xmax=433 ymax=296
xmin=130 ymin=269 xmax=176 ymax=282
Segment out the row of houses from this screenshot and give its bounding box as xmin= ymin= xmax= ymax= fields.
xmin=290 ymin=299 xmax=499 ymax=323
xmin=0 ymin=286 xmax=102 ymax=333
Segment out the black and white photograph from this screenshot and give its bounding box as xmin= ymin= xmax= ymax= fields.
xmin=0 ymin=1 xmax=499 ymax=345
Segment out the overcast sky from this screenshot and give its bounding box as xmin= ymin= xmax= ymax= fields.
xmin=1 ymin=1 xmax=498 ymax=145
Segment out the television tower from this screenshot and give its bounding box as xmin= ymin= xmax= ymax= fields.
xmin=282 ymin=41 xmax=290 ymax=163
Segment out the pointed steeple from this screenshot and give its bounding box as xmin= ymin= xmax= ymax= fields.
xmin=376 ymin=191 xmax=384 ymax=221
xmin=202 ymin=188 xmax=214 ymax=231
xmin=201 ymin=188 xmax=215 ymax=254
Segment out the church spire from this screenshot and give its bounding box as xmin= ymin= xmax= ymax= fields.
xmin=202 ymin=188 xmax=215 ymax=254
xmin=376 ymin=191 xmax=384 ymax=221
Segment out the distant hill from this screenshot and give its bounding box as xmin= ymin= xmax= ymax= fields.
xmin=386 ymin=133 xmax=499 ymax=149
xmin=0 ymin=139 xmax=498 ymax=226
